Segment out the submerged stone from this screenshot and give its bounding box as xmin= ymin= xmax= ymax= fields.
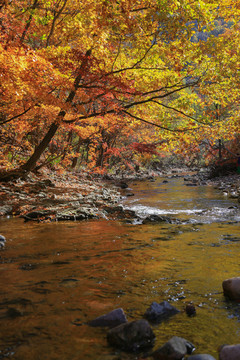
xmin=107 ymin=319 xmax=155 ymax=352
xmin=151 ymin=336 xmax=195 ymax=359
xmin=6 ymin=307 xmax=23 ymax=318
xmin=142 ymin=214 xmax=173 ymax=224
xmin=144 ymin=301 xmax=180 ymax=323
xmin=0 ymin=234 xmax=6 ymax=248
xmin=88 ymin=308 xmax=127 ymax=328
xmin=185 ymin=303 xmax=196 ymax=317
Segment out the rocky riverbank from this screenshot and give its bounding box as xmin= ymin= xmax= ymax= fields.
xmin=176 ymin=168 xmax=240 ymax=202
xmin=207 ymin=173 xmax=240 ymax=201
xmin=0 ymin=170 xmax=119 ymax=221
xmin=0 ymin=168 xmax=239 ymax=222
xmin=0 ymin=168 xmax=159 ymax=222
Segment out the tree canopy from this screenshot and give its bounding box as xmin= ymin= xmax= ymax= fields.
xmin=0 ymin=0 xmax=239 ymax=179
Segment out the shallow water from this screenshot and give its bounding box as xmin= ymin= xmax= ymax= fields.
xmin=0 ymin=177 xmax=240 ymax=359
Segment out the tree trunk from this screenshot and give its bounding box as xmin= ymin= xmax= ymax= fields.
xmin=218 ymin=139 xmax=222 ymax=160
xmin=96 ymin=144 xmax=104 ymax=168
xmin=21 ymin=122 xmax=60 ymax=172
xmin=71 ymin=139 xmax=81 ymax=169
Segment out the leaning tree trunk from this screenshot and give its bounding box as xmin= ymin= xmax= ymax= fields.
xmin=0 ymin=120 xmax=61 ymax=182
xmin=71 ymin=139 xmax=81 ymax=169
xmin=0 ymin=50 xmax=91 ymax=182
xmin=21 ymin=121 xmax=60 ymax=173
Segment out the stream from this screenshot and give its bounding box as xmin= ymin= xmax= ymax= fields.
xmin=0 ymin=176 xmax=240 ymax=359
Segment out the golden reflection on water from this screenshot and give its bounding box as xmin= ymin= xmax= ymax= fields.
xmin=0 ymin=178 xmax=240 ymax=359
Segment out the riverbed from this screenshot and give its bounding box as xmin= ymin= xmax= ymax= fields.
xmin=0 ymin=176 xmax=240 ymax=359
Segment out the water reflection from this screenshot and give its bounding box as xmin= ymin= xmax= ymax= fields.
xmin=0 ymin=177 xmax=239 ymax=359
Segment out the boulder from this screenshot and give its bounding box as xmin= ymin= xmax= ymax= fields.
xmin=219 ymin=344 xmax=240 ymax=359
xmin=144 ymin=301 xmax=180 ymax=323
xmin=21 ymin=210 xmax=52 ymax=221
xmin=116 ymin=181 xmax=128 ymax=189
xmin=0 ymin=234 xmax=6 ymax=248
xmin=185 ymin=303 xmax=196 ymax=317
xmin=0 ymin=205 xmax=13 ymax=216
xmin=107 ymin=319 xmax=155 ymax=352
xmin=151 ymin=336 xmax=195 ymax=359
xmin=187 ymin=355 xmax=216 ymax=360
xmin=88 ymin=308 xmax=127 ymax=328
xmin=142 ymin=214 xmax=173 ymax=224
xmin=222 ymin=277 xmax=240 ymax=300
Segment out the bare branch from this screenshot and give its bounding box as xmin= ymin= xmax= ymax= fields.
xmin=20 ymin=0 xmax=39 ymax=43
xmin=46 ymin=0 xmax=68 ymax=47
xmin=151 ymin=100 xmax=209 ymax=126
xmin=122 ymin=110 xmax=193 ymax=132
xmin=0 ymin=107 xmax=32 ymax=125
xmin=111 ymin=38 xmax=122 ymax=72
xmin=124 ymin=84 xmax=197 ymax=110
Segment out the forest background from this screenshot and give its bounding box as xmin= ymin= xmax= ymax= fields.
xmin=0 ymin=0 xmax=239 ymax=181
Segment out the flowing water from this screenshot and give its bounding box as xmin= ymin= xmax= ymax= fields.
xmin=0 ymin=176 xmax=240 ymax=359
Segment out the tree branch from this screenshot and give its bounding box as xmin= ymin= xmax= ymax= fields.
xmin=151 ymin=100 xmax=209 ymax=126
xmin=124 ymin=83 xmax=198 ymax=110
xmin=121 ymin=110 xmax=193 ymax=132
xmin=46 ymin=0 xmax=68 ymax=47
xmin=0 ymin=106 xmax=32 ymax=125
xmin=20 ymin=0 xmax=39 ymax=43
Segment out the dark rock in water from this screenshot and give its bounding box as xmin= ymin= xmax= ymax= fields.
xmin=21 ymin=210 xmax=51 ymax=221
xmin=71 ymin=318 xmax=83 ymax=326
xmin=126 ymin=193 xmax=134 ymax=197
xmin=103 ymin=205 xmax=124 ymax=214
xmin=20 ymin=263 xmax=38 ymax=271
xmin=6 ymin=308 xmax=23 ymax=318
xmin=219 ymin=344 xmax=240 ymax=360
xmin=0 ymin=297 xmax=32 ymax=307
xmin=184 ymin=177 xmax=198 ymax=183
xmin=162 ymin=180 xmax=168 ymax=183
xmin=60 ymin=278 xmax=79 ymax=287
xmin=151 ymin=336 xmax=195 ymax=359
xmin=116 ymin=181 xmax=128 ymax=189
xmin=188 ymin=355 xmax=216 ymax=360
xmin=144 ymin=301 xmax=180 ymax=323
xmin=107 ymin=319 xmax=155 ymax=352
xmin=0 ymin=234 xmax=6 ymax=248
xmin=88 ymin=308 xmax=127 ymax=328
xmin=222 ymin=277 xmax=240 ymax=300
xmin=103 ymin=206 xmax=136 ymax=220
xmin=185 ymin=303 xmax=196 ymax=317
xmin=142 ymin=214 xmax=173 ymax=224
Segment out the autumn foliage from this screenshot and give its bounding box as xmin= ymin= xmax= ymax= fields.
xmin=0 ymin=0 xmax=239 ymax=179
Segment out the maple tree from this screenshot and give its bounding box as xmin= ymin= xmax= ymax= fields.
xmin=0 ymin=0 xmax=239 ymax=180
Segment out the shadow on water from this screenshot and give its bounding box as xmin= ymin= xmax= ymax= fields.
xmin=0 ymin=177 xmax=240 ymax=359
